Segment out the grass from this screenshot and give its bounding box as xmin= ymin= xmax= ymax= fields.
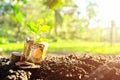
xmin=49 ymin=40 xmax=120 ymax=54
xmin=0 ymin=42 xmax=24 ymax=54
xmin=0 ymin=40 xmax=120 ymax=54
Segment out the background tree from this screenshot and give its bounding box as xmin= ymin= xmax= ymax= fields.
xmin=0 ymin=0 xmax=28 ymax=42
xmin=45 ymin=0 xmax=74 ymax=37
xmin=0 ymin=0 xmax=99 ymax=43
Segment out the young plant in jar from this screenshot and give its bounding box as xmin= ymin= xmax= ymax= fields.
xmin=26 ymin=18 xmax=50 ymax=63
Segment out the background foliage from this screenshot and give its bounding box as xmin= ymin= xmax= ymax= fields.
xmin=0 ymin=0 xmax=120 ymax=54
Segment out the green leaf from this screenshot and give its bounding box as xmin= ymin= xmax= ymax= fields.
xmin=40 ymin=25 xmax=50 ymax=32
xmin=27 ymin=22 xmax=38 ymax=33
xmin=39 ymin=38 xmax=49 ymax=42
xmin=11 ymin=5 xmax=19 ymax=14
xmin=16 ymin=12 xmax=23 ymax=25
xmin=37 ymin=18 xmax=44 ymax=25
xmin=7 ymin=14 xmax=17 ymax=23
xmin=11 ymin=4 xmax=23 ymax=25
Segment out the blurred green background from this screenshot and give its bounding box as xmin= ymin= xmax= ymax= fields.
xmin=0 ymin=0 xmax=120 ymax=55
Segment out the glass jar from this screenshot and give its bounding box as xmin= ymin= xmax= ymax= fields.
xmin=29 ymin=42 xmax=48 ymax=63
xmin=23 ymin=36 xmax=34 ymax=60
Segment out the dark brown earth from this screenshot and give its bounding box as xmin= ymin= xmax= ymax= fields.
xmin=1 ymin=54 xmax=120 ymax=80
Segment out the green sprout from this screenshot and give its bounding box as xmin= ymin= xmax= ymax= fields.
xmin=27 ymin=18 xmax=50 ymax=43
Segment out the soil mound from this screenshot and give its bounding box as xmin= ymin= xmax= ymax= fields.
xmin=1 ymin=54 xmax=120 ymax=80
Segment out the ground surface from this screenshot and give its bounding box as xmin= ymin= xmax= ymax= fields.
xmin=1 ymin=54 xmax=120 ymax=80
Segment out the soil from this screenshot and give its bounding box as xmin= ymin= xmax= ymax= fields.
xmin=1 ymin=54 xmax=120 ymax=80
